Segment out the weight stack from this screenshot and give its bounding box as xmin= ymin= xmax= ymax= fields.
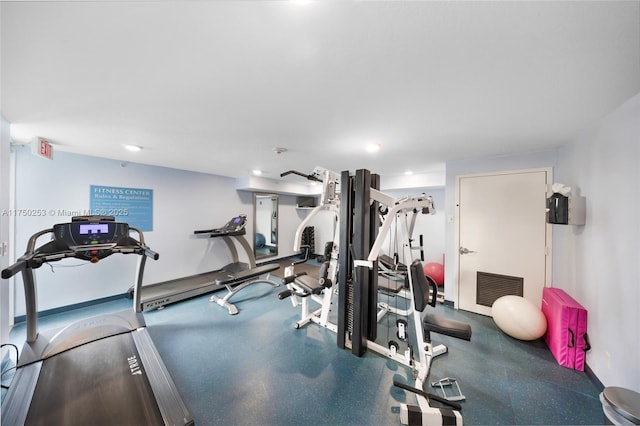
xmin=302 ymin=226 xmax=315 ymax=254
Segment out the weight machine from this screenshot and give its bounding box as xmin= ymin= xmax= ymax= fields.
xmin=278 ymin=167 xmax=340 ymax=331
xmin=337 ymin=169 xmax=472 ymax=426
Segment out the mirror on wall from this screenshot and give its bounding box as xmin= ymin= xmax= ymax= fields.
xmin=254 ymin=193 xmax=278 ymax=260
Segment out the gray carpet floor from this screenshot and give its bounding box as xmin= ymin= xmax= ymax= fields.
xmin=3 ymin=267 xmax=605 ymax=425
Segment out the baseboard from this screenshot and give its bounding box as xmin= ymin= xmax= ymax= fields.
xmin=13 ymin=293 xmax=129 ymax=325
xmin=585 ymin=363 xmax=605 ymax=392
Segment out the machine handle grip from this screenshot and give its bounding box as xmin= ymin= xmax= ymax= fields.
xmin=193 ymin=229 xmax=214 ymax=235
xmin=278 ymin=290 xmax=292 ymax=300
xmin=426 ymin=275 xmax=438 ymax=308
xmin=2 ymin=259 xmax=27 ymax=279
xmin=144 ymin=247 xmax=160 ymax=260
xmin=427 ymin=392 xmax=463 ymax=410
xmin=292 ymin=245 xmax=311 ymax=265
xmin=393 ymin=380 xmax=462 ymax=411
xmin=280 ymin=170 xmax=323 ymax=182
xmin=283 ymin=272 xmax=307 ymax=285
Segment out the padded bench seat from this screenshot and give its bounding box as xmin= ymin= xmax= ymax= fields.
xmin=296 ymin=274 xmax=325 ymax=294
xmin=379 ymin=254 xmax=408 ymax=272
xmin=423 ymin=313 xmax=472 ymax=341
xmin=292 ymin=261 xmax=331 ymax=295
xmin=378 ymin=275 xmax=406 ymax=295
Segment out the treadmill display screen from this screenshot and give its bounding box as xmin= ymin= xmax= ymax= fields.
xmin=228 ymin=216 xmax=246 ymax=231
xmin=220 ymin=216 xmax=246 ymax=232
xmin=51 ymin=219 xmax=131 ymax=260
xmin=79 ymin=223 xmax=110 ymax=235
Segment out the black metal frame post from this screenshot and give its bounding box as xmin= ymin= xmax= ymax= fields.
xmin=337 ymin=170 xmax=353 ymax=350
xmin=337 ymin=169 xmax=379 ymax=356
xmin=367 ymin=172 xmax=380 ymax=340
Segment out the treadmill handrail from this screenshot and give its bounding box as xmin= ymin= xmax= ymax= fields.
xmin=1 ymin=256 xmax=31 ymax=279
xmin=2 ymin=219 xmax=159 ymax=342
xmin=70 ymin=243 xmax=118 ymax=251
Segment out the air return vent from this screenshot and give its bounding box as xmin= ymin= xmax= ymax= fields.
xmin=476 ymin=272 xmax=523 ymax=307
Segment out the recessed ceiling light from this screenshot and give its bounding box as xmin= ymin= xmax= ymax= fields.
xmin=123 ymin=144 xmax=143 ymax=152
xmin=252 ymin=169 xmax=263 ymax=176
xmin=365 ymin=143 xmax=381 ymax=153
xmin=404 ymin=171 xmax=414 ymax=176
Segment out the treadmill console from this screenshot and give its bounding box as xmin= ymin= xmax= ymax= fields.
xmin=53 ymin=217 xmax=131 ymax=260
xmin=2 ymin=215 xmax=155 ymax=280
xmin=219 ymin=216 xmax=247 ymax=234
xmin=194 ymin=215 xmax=247 ymax=237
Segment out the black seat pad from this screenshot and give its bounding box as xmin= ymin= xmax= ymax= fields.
xmin=295 ymin=260 xmax=330 ymax=294
xmin=378 ymin=275 xmax=405 ymax=295
xmin=423 ymin=312 xmax=472 ymax=341
xmin=296 ymin=274 xmax=324 ymax=294
xmin=379 ymin=254 xmax=407 ymax=272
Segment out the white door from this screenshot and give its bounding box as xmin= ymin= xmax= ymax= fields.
xmin=457 ymin=169 xmax=550 ymax=316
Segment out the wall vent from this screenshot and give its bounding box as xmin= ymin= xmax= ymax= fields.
xmin=476 ymin=271 xmax=523 ymax=307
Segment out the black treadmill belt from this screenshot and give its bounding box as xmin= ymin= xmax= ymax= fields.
xmin=26 ymin=332 xmax=164 ymax=426
xmin=140 ymin=270 xmax=226 ymax=301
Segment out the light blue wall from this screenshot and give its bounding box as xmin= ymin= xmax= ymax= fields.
xmin=553 ymin=93 xmax=640 ymax=391
xmin=10 ymin=147 xmax=299 ymax=316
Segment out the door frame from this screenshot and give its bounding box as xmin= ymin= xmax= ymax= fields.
xmin=453 ymin=167 xmax=553 ymax=310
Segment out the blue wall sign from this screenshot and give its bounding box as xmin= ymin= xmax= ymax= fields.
xmin=90 ymin=185 xmax=153 ymax=231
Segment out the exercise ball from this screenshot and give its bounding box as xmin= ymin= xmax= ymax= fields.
xmin=255 ymin=233 xmax=265 ymax=248
xmin=492 ymin=295 xmax=547 ymax=341
xmin=423 ymin=262 xmax=445 ymax=286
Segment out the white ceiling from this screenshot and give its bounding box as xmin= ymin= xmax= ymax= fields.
xmin=2 ymin=1 xmax=639 ymax=181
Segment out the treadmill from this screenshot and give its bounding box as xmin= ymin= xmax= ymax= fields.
xmin=135 ymin=215 xmax=267 ymax=311
xmin=1 ymin=216 xmax=193 ymax=425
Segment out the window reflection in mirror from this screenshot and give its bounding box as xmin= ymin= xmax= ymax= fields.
xmin=254 ymin=193 xmax=278 ymax=259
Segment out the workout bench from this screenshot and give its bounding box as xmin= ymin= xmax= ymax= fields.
xmin=209 ymin=263 xmax=280 ymax=315
xmin=279 ymin=260 xmax=337 ymax=331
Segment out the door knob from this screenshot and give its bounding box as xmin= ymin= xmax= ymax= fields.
xmin=459 ymin=246 xmax=477 ymax=255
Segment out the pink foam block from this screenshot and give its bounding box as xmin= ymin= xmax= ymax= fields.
xmin=541 ymin=288 xmax=589 ymax=371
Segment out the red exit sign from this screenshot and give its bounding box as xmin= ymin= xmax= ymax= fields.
xmin=31 ymin=137 xmax=54 ymax=160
